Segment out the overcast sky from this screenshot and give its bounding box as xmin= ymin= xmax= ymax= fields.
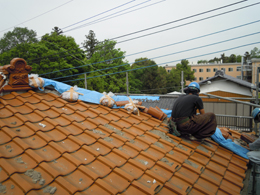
xmin=1 ymin=0 xmax=260 ymax=66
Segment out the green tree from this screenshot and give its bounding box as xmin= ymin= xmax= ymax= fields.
xmin=52 ymin=26 xmax=63 ymax=35
xmin=251 ymin=47 xmax=260 ymax=58
xmin=82 ymin=30 xmax=98 ymax=59
xmin=0 ymin=27 xmax=38 ymax=53
xmin=85 ymin=40 xmax=130 ymax=93
xmin=0 ymin=31 xmax=86 ymax=84
xmin=197 ymin=60 xmax=208 ymax=64
xmin=244 ymin=51 xmax=251 ymax=61
xmin=171 ymin=59 xmax=195 ymax=88
xmin=229 ymin=54 xmax=237 ymax=63
xmin=130 ymin=58 xmax=169 ymax=94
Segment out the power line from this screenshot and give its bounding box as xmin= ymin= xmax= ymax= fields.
xmin=62 ymin=41 xmax=260 ymax=83
xmin=0 ymin=0 xmax=74 ymax=33
xmin=111 ymin=0 xmax=248 ymax=40
xmin=61 ymin=0 xmax=136 ymax=30
xmin=28 ymin=1 xmax=163 ymax=63
xmin=63 ymin=0 xmax=165 ymax=33
xmin=49 ymin=31 xmax=260 ymax=80
xmin=117 ymin=2 xmax=260 ymax=43
xmin=29 ymin=0 xmax=249 ymax=63
xmin=38 ymin=20 xmax=260 ymax=76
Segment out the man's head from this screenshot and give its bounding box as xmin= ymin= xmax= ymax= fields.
xmin=184 ymin=82 xmax=200 ymax=95
xmin=252 ymin=108 xmax=260 ymax=123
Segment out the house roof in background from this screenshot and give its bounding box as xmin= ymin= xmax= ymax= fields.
xmin=199 ymin=70 xmax=256 ymax=90
xmin=0 ymin=90 xmax=249 ymax=194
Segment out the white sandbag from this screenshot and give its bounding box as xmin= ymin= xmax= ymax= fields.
xmin=100 ymin=91 xmax=115 ymax=107
xmin=125 ymin=103 xmax=138 ymax=114
xmin=61 ymin=86 xmax=83 ymax=102
xmin=29 ymin=74 xmax=45 ymax=90
xmin=124 ymin=97 xmax=140 ymax=115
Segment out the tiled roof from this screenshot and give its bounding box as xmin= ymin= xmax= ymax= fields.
xmin=0 ymin=90 xmax=249 ymax=195
xmin=138 ymin=96 xmax=179 ymax=110
xmin=199 ymin=70 xmax=256 ymax=90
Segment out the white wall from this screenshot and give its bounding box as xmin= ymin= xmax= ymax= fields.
xmin=200 ymin=79 xmax=252 ymax=96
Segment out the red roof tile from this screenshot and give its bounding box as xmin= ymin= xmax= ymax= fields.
xmin=0 ymin=77 xmax=250 ymax=194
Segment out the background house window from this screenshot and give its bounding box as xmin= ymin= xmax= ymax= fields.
xmin=193 ymin=69 xmax=197 ymax=72
xmin=206 ymin=68 xmax=211 ymax=72
xmin=213 ymin=68 xmax=218 ymax=72
xmin=167 ymin=70 xmax=170 ymax=73
xmin=206 ymin=77 xmax=209 ymax=79
xmin=194 ymin=77 xmax=197 ymax=81
xmin=199 ymin=77 xmax=203 ymax=81
xmin=221 ymin=68 xmax=225 ymax=72
xmin=199 ymin=69 xmax=203 ymax=72
xmin=237 ymin=67 xmax=241 ymax=71
xmin=228 ymin=68 xmax=233 ymax=72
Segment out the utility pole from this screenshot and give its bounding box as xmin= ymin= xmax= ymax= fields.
xmin=126 ymin=72 xmax=129 ymax=96
xmin=181 ymin=71 xmax=184 ymax=93
xmin=241 ymin=56 xmax=244 ymax=80
xmin=84 ymin=73 xmax=87 ymax=89
xmin=255 ymin=67 xmax=259 ymax=134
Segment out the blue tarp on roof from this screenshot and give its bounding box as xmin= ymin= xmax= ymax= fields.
xmin=211 ymin=128 xmax=249 ymax=159
xmin=41 ymin=78 xmax=130 ymax=104
xmin=118 ymin=95 xmax=160 ymax=101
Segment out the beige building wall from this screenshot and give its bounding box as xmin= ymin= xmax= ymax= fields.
xmin=164 ymin=62 xmax=242 ymax=84
xmin=251 ymin=58 xmax=260 ymax=87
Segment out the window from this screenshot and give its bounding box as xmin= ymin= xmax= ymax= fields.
xmin=228 ymin=68 xmax=233 ymax=72
xmin=237 ymin=76 xmax=241 ymax=79
xmin=206 ymin=68 xmax=211 ymax=72
xmin=221 ymin=68 xmax=225 ymax=72
xmin=206 ymin=77 xmax=210 ymax=79
xmin=199 ymin=69 xmax=203 ymax=72
xmin=167 ymin=70 xmax=170 ymax=73
xmin=194 ymin=77 xmax=197 ymax=81
xmin=213 ymin=68 xmax=218 ymax=72
xmin=193 ymin=69 xmax=197 ymax=72
xmin=237 ymin=67 xmax=241 ymax=71
xmin=199 ymin=77 xmax=203 ymax=81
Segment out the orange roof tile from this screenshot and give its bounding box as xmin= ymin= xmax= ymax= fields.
xmin=0 ymin=89 xmax=250 ymax=195
xmin=0 ymin=58 xmax=250 ymax=195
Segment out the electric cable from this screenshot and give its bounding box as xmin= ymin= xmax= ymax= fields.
xmin=61 ymin=0 xmax=136 ymax=30
xmin=63 ymin=0 xmax=165 ymax=33
xmin=0 ymin=0 xmax=74 ymax=33
xmin=117 ymin=2 xmax=260 ymax=43
xmin=28 ymin=0 xmax=250 ymax=62
xmin=51 ymin=31 xmax=260 ymax=80
xmin=111 ymin=0 xmax=248 ymax=40
xmin=62 ymin=41 xmax=260 ymax=83
xmin=38 ymin=20 xmax=260 ymax=76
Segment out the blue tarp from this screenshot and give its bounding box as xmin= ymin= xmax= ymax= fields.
xmin=118 ymin=95 xmax=160 ymax=101
xmin=211 ymin=127 xmax=249 ymax=159
xmin=41 ymin=78 xmax=130 ymax=104
xmin=161 ymin=109 xmax=172 ymax=118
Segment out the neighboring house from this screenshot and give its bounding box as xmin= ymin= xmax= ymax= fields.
xmin=198 ymin=70 xmax=256 ymax=117
xmin=0 ymin=58 xmax=250 ymax=194
xmin=199 ymin=70 xmax=255 ymax=101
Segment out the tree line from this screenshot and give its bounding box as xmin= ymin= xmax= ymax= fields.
xmin=197 ymin=47 xmax=260 ymax=64
xmin=0 ymin=27 xmax=258 ymax=94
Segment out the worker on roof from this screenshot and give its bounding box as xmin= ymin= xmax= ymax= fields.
xmin=170 ymin=82 xmax=217 ymax=140
xmin=247 ymin=108 xmax=260 ymax=164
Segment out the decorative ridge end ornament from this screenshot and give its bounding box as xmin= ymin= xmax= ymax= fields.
xmin=214 ymin=70 xmax=225 ymax=77
xmin=0 ymin=58 xmax=33 ymax=92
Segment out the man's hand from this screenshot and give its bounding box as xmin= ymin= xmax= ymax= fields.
xmin=200 ymin=109 xmax=205 ymax=115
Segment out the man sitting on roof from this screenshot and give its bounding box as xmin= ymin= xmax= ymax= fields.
xmin=170 ymin=82 xmax=217 ymax=140
xmin=247 ymin=108 xmax=260 ymax=164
